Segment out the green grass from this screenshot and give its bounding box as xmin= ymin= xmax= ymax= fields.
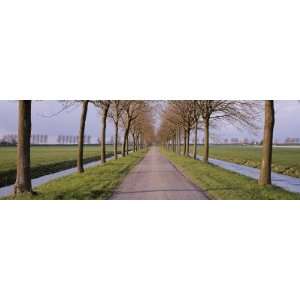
xmin=197 ymin=145 xmax=300 ymax=178
xmin=4 ymin=150 xmax=147 ymax=200
xmin=163 ymin=150 xmax=300 ymax=200
xmin=0 ymin=145 xmax=118 ymax=187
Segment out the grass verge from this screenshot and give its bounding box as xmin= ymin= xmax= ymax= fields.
xmin=162 ymin=150 xmax=300 ymax=200
xmin=4 ymin=150 xmax=147 ymax=200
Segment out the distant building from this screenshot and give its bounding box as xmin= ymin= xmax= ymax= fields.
xmin=285 ymin=137 xmax=300 ymax=144
xmin=0 ymin=133 xmax=97 ymax=145
xmin=31 ymin=134 xmax=49 ymax=144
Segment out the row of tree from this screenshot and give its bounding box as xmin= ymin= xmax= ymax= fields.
xmin=13 ymin=100 xmax=155 ymax=195
xmin=158 ymin=100 xmax=276 ymax=186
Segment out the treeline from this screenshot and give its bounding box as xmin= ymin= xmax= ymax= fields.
xmin=0 ymin=134 xmax=17 ymax=145
xmin=158 ymin=100 xmax=277 ymax=186
xmin=13 ymin=100 xmax=155 ymax=195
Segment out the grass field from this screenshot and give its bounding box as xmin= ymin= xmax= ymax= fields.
xmin=197 ymin=145 xmax=300 ymax=178
xmin=163 ymin=150 xmax=300 ymax=200
xmin=0 ymin=145 xmax=118 ymax=187
xmin=4 ymin=150 xmax=147 ymax=200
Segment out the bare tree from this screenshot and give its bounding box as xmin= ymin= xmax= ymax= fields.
xmin=161 ymin=101 xmax=192 ymax=156
xmin=56 ymin=100 xmax=92 ymax=171
xmin=129 ymin=108 xmax=155 ymax=151
xmin=77 ymin=101 xmax=89 ymax=172
xmin=197 ymin=100 xmax=260 ymax=163
xmin=93 ymin=101 xmax=111 ymax=163
xmin=259 ymin=100 xmax=275 ymax=185
xmin=121 ymin=101 xmax=148 ymax=157
xmin=192 ymin=100 xmax=202 ymax=159
xmin=157 ymin=107 xmax=179 ymax=152
xmin=14 ymin=100 xmax=32 ymax=195
xmin=158 ymin=100 xmax=260 ymax=166
xmin=108 ymin=100 xmax=124 ymax=160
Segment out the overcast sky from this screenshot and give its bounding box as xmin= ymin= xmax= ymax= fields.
xmin=0 ymin=100 xmax=299 ymax=142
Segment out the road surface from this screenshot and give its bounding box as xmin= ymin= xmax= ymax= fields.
xmin=111 ymin=147 xmax=208 ymax=200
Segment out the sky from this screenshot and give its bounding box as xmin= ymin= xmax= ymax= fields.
xmin=0 ymin=100 xmax=299 ymax=143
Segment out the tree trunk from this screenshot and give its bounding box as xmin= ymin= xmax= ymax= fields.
xmin=259 ymin=100 xmax=275 ymax=186
xmin=126 ymin=135 xmax=129 ymax=155
xmin=136 ymin=136 xmax=139 ymax=151
xmin=132 ymin=133 xmax=136 ymax=152
xmin=175 ymin=129 xmax=178 ymax=154
xmin=136 ymin=136 xmax=138 ymax=151
xmin=187 ymin=128 xmax=190 ymax=156
xmin=122 ymin=119 xmax=131 ymax=157
xmin=203 ymin=118 xmax=209 ymax=163
xmin=14 ymin=100 xmax=32 ymax=194
xmin=101 ymin=107 xmax=109 ymax=163
xmin=183 ymin=130 xmax=187 ymax=156
xmin=140 ymin=135 xmax=142 ymax=150
xmin=177 ymin=127 xmax=181 ymax=155
xmin=193 ymin=120 xmax=198 ymax=160
xmin=122 ymin=130 xmax=127 ymax=157
xmin=172 ymin=136 xmax=175 ymax=152
xmin=77 ymin=101 xmax=89 ymax=172
xmin=114 ymin=120 xmax=119 ymax=160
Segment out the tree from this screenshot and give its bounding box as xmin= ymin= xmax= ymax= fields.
xmin=129 ymin=108 xmax=155 ymax=151
xmin=14 ymin=100 xmax=32 ymax=195
xmin=93 ymin=101 xmax=111 ymax=163
xmin=161 ymin=101 xmax=194 ymax=156
xmin=168 ymin=101 xmax=194 ymax=156
xmin=121 ymin=101 xmax=148 ymax=157
xmin=77 ymin=101 xmax=89 ymax=172
xmin=157 ymin=106 xmax=180 ymax=152
xmin=158 ymin=101 xmax=260 ymax=165
xmin=197 ymin=100 xmax=259 ymax=163
xmin=192 ymin=100 xmax=202 ymax=160
xmin=57 ymin=100 xmax=91 ymax=171
xmin=108 ymin=100 xmax=124 ymax=160
xmin=259 ymin=100 xmax=275 ymax=185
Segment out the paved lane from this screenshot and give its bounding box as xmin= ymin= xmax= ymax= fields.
xmin=111 ymin=147 xmax=208 ymax=200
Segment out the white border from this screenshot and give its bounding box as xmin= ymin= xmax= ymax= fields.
xmin=1 ymin=200 xmax=300 ymax=300
xmin=0 ymin=0 xmax=300 ymax=99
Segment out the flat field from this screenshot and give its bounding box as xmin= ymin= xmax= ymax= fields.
xmin=0 ymin=145 xmax=117 ymax=187
xmin=198 ymin=145 xmax=300 ymax=178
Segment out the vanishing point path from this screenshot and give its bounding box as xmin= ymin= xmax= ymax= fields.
xmin=111 ymin=147 xmax=208 ymax=200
